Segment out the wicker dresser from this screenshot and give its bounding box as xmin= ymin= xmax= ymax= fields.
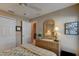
xmin=35 ymin=39 xmax=59 ymax=55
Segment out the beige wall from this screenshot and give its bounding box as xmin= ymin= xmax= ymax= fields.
xmin=30 ymin=4 xmax=79 ymax=55
xmin=0 ymin=10 xmax=23 ymax=46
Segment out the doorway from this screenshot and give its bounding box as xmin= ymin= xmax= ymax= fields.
xmin=31 ymin=22 xmax=37 ymax=44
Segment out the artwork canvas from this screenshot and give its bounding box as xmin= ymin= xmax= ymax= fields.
xmin=16 ymin=26 xmax=21 ymax=31
xmin=65 ymin=21 xmax=79 ymax=35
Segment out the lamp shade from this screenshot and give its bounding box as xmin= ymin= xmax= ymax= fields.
xmin=54 ymin=27 xmax=59 ymax=31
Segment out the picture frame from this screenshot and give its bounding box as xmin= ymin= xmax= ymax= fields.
xmin=64 ymin=21 xmax=79 ymax=35
xmin=16 ymin=26 xmax=21 ymax=31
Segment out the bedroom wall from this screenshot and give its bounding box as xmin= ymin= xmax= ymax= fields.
xmin=30 ymin=4 xmax=79 ymax=55
xmin=0 ymin=10 xmax=24 ymax=46
xmin=77 ymin=14 xmax=79 ymax=55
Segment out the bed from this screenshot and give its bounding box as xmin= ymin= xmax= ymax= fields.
xmin=0 ymin=44 xmax=56 ymax=56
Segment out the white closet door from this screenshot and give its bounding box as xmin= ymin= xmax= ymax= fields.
xmin=0 ymin=16 xmax=16 ymax=50
xmin=22 ymin=21 xmax=31 ymax=45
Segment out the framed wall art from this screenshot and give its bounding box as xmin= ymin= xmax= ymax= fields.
xmin=16 ymin=26 xmax=21 ymax=31
xmin=64 ymin=21 xmax=79 ymax=35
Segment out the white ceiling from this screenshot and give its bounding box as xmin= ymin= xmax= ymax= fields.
xmin=0 ymin=3 xmax=76 ymax=19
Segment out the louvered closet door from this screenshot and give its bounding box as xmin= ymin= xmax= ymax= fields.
xmin=22 ymin=21 xmax=31 ymax=45
xmin=0 ymin=16 xmax=16 ymax=50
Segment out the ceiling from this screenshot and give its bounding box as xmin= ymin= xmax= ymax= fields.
xmin=0 ymin=3 xmax=76 ymax=19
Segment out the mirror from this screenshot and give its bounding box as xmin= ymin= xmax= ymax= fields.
xmin=43 ymin=20 xmax=55 ymax=39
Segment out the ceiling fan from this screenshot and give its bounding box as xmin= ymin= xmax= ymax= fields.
xmin=18 ymin=3 xmax=42 ymax=11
